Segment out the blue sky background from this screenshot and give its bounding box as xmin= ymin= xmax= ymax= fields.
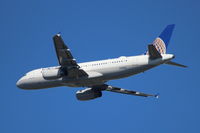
xmin=1 ymin=0 xmax=200 ymax=133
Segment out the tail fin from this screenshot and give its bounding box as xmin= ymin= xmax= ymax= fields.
xmin=148 ymin=44 xmax=162 ymax=59
xmin=146 ymin=24 xmax=175 ymax=54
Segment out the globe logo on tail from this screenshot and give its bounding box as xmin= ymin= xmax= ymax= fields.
xmin=153 ymin=37 xmax=166 ymax=54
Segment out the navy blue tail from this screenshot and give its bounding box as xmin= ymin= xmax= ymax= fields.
xmin=146 ymin=24 xmax=175 ymax=54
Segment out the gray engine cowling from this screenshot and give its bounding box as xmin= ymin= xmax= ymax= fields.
xmin=42 ymin=67 xmax=69 ymax=80
xmin=42 ymin=67 xmax=62 ymax=80
xmin=76 ymin=88 xmax=102 ymax=101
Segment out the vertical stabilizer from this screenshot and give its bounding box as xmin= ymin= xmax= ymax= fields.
xmin=146 ymin=24 xmax=175 ymax=55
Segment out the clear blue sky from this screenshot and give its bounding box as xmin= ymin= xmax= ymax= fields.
xmin=1 ymin=0 xmax=199 ymax=133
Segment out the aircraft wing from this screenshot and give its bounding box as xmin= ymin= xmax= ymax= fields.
xmin=53 ymin=34 xmax=88 ymax=77
xmin=104 ymin=85 xmax=158 ymax=98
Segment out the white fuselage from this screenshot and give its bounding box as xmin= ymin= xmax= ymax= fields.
xmin=16 ymin=54 xmax=174 ymax=89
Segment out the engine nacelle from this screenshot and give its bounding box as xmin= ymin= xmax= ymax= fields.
xmin=41 ymin=67 xmax=69 ymax=80
xmin=76 ymin=88 xmax=102 ymax=101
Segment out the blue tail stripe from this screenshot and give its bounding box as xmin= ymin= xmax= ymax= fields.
xmin=159 ymin=24 xmax=175 ymax=48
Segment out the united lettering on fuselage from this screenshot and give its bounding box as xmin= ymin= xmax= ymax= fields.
xmin=16 ymin=24 xmax=186 ymax=101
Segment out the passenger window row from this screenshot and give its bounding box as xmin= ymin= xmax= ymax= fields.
xmin=81 ymin=60 xmax=128 ymax=68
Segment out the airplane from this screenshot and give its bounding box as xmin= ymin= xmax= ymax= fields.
xmin=16 ymin=24 xmax=186 ymax=101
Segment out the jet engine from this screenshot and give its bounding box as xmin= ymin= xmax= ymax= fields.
xmin=76 ymin=88 xmax=102 ymax=101
xmin=42 ymin=68 xmax=61 ymax=79
xmin=42 ymin=67 xmax=68 ymax=80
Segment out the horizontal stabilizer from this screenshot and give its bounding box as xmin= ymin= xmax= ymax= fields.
xmin=148 ymin=44 xmax=162 ymax=59
xmin=165 ymin=61 xmax=187 ymax=68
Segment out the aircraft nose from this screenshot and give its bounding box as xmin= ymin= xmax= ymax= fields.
xmin=16 ymin=77 xmax=26 ymax=89
xmin=16 ymin=78 xmax=22 ymax=88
